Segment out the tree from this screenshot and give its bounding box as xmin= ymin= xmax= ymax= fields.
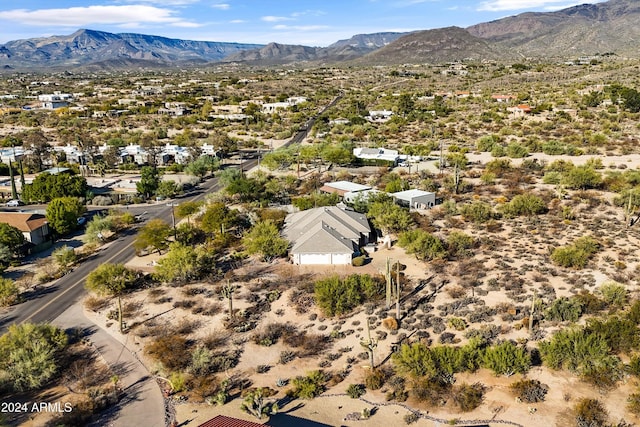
xmin=242 ymin=220 xmax=288 ymax=261
xmin=133 ymin=219 xmax=172 ymax=255
xmin=153 ymin=243 xmax=200 ymax=284
xmin=22 ymin=172 xmax=88 ymax=203
xmin=184 ymin=155 xmax=219 ymax=180
xmin=0 ymin=222 xmax=25 ymax=255
xmin=52 ymin=245 xmax=77 ymax=273
xmin=155 ymin=180 xmax=180 ymax=199
xmin=368 ymin=200 xmax=414 ymax=234
xmin=0 ymin=278 xmax=20 ymax=307
xmin=175 ymin=201 xmax=203 ymax=225
xmin=85 ymin=263 xmax=136 ymax=332
xmin=136 ymin=166 xmax=160 ymax=199
xmin=0 ymin=323 xmax=68 ymax=391
xmin=200 ymin=202 xmax=237 ymax=235
xmin=46 ymin=197 xmax=86 ymax=235
xmin=398 ymin=230 xmax=446 ymax=261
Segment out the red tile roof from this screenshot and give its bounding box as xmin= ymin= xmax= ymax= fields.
xmin=197 ymin=415 xmax=270 ymax=427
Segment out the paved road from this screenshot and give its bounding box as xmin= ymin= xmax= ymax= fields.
xmin=0 ymin=173 xmax=225 ymax=332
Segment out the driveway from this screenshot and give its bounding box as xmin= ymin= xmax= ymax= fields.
xmin=53 ymin=303 xmax=166 ymax=427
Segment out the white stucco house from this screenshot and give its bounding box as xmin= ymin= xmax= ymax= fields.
xmin=391 ymin=189 xmax=436 ymax=209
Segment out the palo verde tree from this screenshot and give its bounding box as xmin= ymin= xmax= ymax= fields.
xmin=0 ymin=323 xmax=68 ymax=391
xmin=85 ymin=263 xmax=136 ymax=332
xmin=242 ymin=220 xmax=288 ymax=261
xmin=133 ymin=218 xmax=172 ymax=255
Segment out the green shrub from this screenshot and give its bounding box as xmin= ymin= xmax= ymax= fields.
xmin=551 ymin=236 xmax=600 ymax=269
xmin=398 ymin=230 xmax=446 ymax=261
xmin=459 ymin=201 xmax=494 ymax=223
xmin=352 ymin=256 xmax=366 ymax=267
xmin=505 ymin=143 xmax=529 ymax=158
xmin=501 ymin=194 xmax=546 ymax=218
xmin=598 ymin=281 xmax=627 ymax=308
xmin=545 ymin=297 xmax=584 ymax=322
xmin=482 ymin=341 xmax=531 ymax=376
xmin=290 ymin=370 xmax=328 ymax=399
xmin=364 ymin=368 xmax=387 ymax=390
xmin=346 ymin=383 xmax=366 ymax=398
xmin=314 ymin=274 xmax=384 ymax=317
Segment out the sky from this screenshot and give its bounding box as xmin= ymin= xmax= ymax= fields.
xmin=0 ymin=0 xmax=607 ymax=46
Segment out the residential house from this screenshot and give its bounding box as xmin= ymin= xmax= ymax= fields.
xmin=508 ymin=104 xmax=532 ymax=117
xmin=366 ymin=110 xmax=394 ymax=122
xmin=0 ymin=212 xmax=50 ymax=247
xmin=319 ymin=181 xmax=371 ymax=197
xmin=392 ymin=189 xmax=436 ymax=209
xmin=491 ymin=94 xmax=517 ymax=103
xmin=283 ymin=206 xmax=373 ymax=265
xmin=353 ymin=147 xmax=399 ymax=164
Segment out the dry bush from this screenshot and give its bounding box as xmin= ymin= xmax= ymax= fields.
xmin=85 ymin=296 xmax=109 ymax=312
xmin=203 ymin=330 xmax=230 ymax=350
xmin=382 ymin=317 xmax=399 ymax=331
xmin=146 ymin=334 xmax=192 ymax=371
xmin=186 ymin=374 xmax=221 ymax=402
xmin=446 ymin=286 xmax=466 ymax=299
xmin=298 ymin=333 xmax=330 ymax=357
xmin=175 ymin=318 xmax=200 ymax=335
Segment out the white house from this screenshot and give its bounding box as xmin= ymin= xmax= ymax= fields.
xmin=283 ymin=206 xmax=372 ymax=265
xmin=353 ymin=147 xmax=399 ymax=164
xmin=391 ymin=189 xmax=436 ymax=209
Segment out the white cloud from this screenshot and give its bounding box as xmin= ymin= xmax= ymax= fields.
xmin=0 ymin=5 xmax=196 ymax=27
xmin=212 ymin=3 xmax=231 ymax=10
xmin=229 ymin=19 xmax=246 ymax=24
xmin=261 ymin=15 xmax=294 ymax=22
xmin=477 ymin=0 xmax=604 ymax=12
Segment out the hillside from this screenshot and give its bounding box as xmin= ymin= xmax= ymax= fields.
xmin=359 ymin=26 xmax=507 ymax=65
xmin=0 ymin=29 xmax=263 ymax=69
xmin=467 ymin=0 xmax=640 ymax=57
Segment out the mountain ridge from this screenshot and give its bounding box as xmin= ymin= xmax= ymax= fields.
xmin=0 ymin=0 xmax=638 ymax=69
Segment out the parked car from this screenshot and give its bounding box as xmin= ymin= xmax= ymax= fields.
xmin=6 ymin=199 xmax=24 ymax=207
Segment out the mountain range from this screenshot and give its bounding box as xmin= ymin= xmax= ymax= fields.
xmin=0 ymin=0 xmax=638 ymax=70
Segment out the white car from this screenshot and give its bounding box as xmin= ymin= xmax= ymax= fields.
xmin=6 ymin=199 xmax=23 ymax=207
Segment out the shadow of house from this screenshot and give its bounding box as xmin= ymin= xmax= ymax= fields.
xmin=268 ymin=413 xmax=333 ymax=427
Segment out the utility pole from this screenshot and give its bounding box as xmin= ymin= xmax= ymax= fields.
xmin=385 ymin=257 xmax=392 ymax=309
xmin=396 ymin=261 xmax=401 ymax=320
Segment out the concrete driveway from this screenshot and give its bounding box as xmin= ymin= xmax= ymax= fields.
xmin=53 ymin=304 xmax=166 ymax=427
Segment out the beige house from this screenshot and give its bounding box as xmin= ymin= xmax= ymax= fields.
xmin=0 ymin=212 xmax=50 ymax=246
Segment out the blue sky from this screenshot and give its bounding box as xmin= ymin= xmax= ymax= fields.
xmin=0 ymin=0 xmax=607 ymax=46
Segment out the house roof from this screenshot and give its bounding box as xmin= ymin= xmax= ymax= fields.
xmin=197 ymin=415 xmax=270 ymax=427
xmin=291 ymin=222 xmax=357 ymax=254
xmin=0 ymin=212 xmax=48 ymax=232
xmin=284 ymin=206 xmax=370 ymax=242
xmin=321 ymin=180 xmax=371 ymax=193
xmin=392 ymin=189 xmax=435 ymax=202
xmin=284 ymin=206 xmax=371 ymax=256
